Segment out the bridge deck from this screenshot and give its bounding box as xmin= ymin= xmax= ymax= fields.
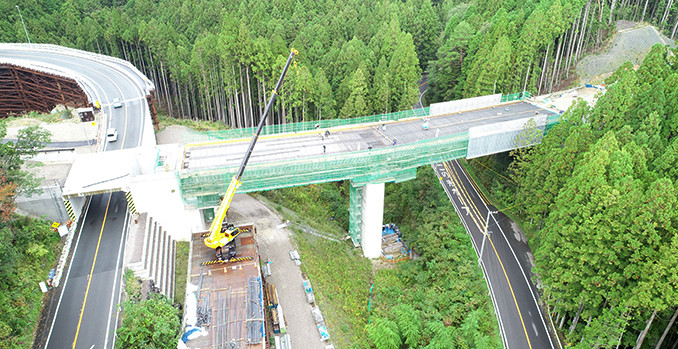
xmin=183 ymin=101 xmax=545 ymax=171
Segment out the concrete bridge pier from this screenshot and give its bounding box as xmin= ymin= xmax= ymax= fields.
xmin=349 ymin=182 xmax=385 ymax=258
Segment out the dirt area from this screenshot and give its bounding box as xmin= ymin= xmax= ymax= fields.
xmin=531 ymin=86 xmax=602 ymax=112
xmin=576 ymin=21 xmax=676 ymax=84
xmin=3 ymin=113 xmax=99 ymax=144
xmin=227 ymin=194 xmax=328 ymax=349
xmin=156 ymin=124 xmax=195 ymax=144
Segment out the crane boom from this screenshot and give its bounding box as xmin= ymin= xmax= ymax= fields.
xmin=204 ymin=48 xmax=298 ymax=257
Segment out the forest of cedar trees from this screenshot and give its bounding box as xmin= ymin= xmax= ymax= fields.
xmin=2 ymin=0 xmax=678 ymax=347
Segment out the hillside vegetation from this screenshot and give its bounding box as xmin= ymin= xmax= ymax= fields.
xmin=263 ymin=168 xmax=501 ymax=348
xmin=4 ymin=0 xmax=676 ymax=127
xmin=473 ymin=44 xmax=678 ymax=348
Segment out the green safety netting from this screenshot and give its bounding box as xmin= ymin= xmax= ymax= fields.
xmin=179 ymin=92 xmax=539 ymax=208
xmin=183 ymin=107 xmax=431 ymax=143
xmin=544 ymin=113 xmax=562 ymax=133
xmin=500 ymin=91 xmax=532 ymax=103
xmin=179 ymin=132 xmax=470 ymax=207
xmin=348 ymin=184 xmax=363 ymax=244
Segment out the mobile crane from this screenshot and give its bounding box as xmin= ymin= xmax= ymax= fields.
xmin=203 ymin=48 xmax=298 ymax=262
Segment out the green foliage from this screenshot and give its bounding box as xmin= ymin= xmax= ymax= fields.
xmin=156 ymin=113 xmax=230 ymax=132
xmin=115 ymin=293 xmax=181 ymax=349
xmin=367 ymin=317 xmax=401 ymax=349
xmin=0 ymin=121 xmax=52 ymax=207
xmin=4 ymin=0 xmax=444 ymax=125
xmin=174 ymin=241 xmax=190 ymax=306
xmin=261 ymin=183 xmax=370 ymax=347
xmin=124 ymin=269 xmax=142 ymax=302
xmin=340 ymin=68 xmax=369 ymax=118
xmin=470 ymin=44 xmax=678 ymax=346
xmin=369 ymin=166 xmax=501 ymax=348
xmin=0 ymin=215 xmax=60 ymax=348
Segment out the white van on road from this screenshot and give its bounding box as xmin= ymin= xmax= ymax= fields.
xmin=106 ymin=128 xmax=118 ymax=142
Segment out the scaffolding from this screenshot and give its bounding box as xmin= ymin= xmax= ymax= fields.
xmin=0 ymin=63 xmax=88 ymax=116
xmin=348 ymin=185 xmax=363 ymax=245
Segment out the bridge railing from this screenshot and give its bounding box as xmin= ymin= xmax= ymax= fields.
xmin=0 ymin=43 xmax=155 ymax=94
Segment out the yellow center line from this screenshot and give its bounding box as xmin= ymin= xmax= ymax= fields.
xmin=73 ymin=193 xmax=112 ymax=348
xmin=456 ymin=160 xmax=491 ymax=206
xmin=488 ymin=235 xmax=533 ymax=349
xmin=444 ymin=161 xmax=485 ymax=230
xmin=444 ymin=160 xmax=532 ymax=349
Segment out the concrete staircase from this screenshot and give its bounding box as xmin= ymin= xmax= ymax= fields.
xmin=125 ymin=212 xmax=176 ymax=299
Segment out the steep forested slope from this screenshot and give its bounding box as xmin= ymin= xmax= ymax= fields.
xmin=477 ymin=44 xmax=678 ymax=348
xmin=428 ymin=0 xmax=678 ymax=102
xmin=4 ymin=0 xmax=677 ymax=130
xmin=3 ymin=0 xmax=437 ymax=126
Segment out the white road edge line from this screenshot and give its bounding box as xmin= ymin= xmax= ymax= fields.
xmin=104 ymin=205 xmax=130 ymax=348
xmin=454 ymin=160 xmax=558 ymax=349
xmin=45 ymin=198 xmax=93 ymax=348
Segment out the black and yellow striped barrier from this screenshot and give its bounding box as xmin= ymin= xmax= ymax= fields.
xmin=64 ymin=199 xmax=76 ymax=222
xmin=125 ymin=191 xmax=137 ymax=214
xmin=200 ymin=256 xmax=252 ymax=266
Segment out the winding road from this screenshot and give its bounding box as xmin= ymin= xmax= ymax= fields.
xmin=433 ymin=160 xmax=560 ymax=349
xmin=0 ymin=45 xmax=151 ymax=348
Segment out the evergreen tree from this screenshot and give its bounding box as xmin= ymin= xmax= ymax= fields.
xmin=340 ymin=68 xmax=368 ymax=118
xmin=389 ymin=32 xmax=421 ymax=112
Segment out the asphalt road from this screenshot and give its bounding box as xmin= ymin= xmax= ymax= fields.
xmin=0 ymin=47 xmax=149 ymax=150
xmin=433 ymin=160 xmax=560 ymax=349
xmin=0 ymin=46 xmax=148 ymax=348
xmin=45 ymin=192 xmax=129 ymax=348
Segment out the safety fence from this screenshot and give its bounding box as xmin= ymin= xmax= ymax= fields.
xmin=183 ymin=108 xmax=431 ymax=143
xmin=500 ymin=91 xmax=532 ymax=103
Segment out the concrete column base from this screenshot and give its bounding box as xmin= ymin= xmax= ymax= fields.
xmin=360 ymin=183 xmax=384 ymax=258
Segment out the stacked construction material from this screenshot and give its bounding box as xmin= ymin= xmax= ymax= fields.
xmin=303 ymin=279 xmax=315 ymax=304
xmin=311 ymin=306 xmax=330 ymax=342
xmin=380 ymin=224 xmax=409 ymax=262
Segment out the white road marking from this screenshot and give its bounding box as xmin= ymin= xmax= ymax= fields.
xmin=45 ymin=198 xmax=93 ymax=348
xmin=455 ymin=160 xmax=558 ymax=349
xmin=104 ymin=207 xmax=130 ymax=349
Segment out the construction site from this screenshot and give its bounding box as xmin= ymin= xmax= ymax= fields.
xmin=187 ymin=224 xmax=266 ymax=348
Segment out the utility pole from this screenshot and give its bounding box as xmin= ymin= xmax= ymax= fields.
xmin=478 ymin=210 xmax=497 ymax=266
xmin=16 ymin=5 xmax=31 ymax=44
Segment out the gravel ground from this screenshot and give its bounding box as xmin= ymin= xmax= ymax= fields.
xmin=577 ymin=21 xmax=676 ymax=83
xmin=227 ymin=194 xmax=328 ymax=349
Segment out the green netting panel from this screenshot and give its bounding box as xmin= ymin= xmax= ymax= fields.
xmin=349 ymin=184 xmax=363 ymax=245
xmin=544 ymin=113 xmax=561 ymax=134
xmin=351 ymin=168 xmax=417 ymax=187
xmin=183 ymin=108 xmax=430 ymax=143
xmin=500 ymin=91 xmax=532 ymax=103
xmin=179 ymin=132 xmax=470 ymax=207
